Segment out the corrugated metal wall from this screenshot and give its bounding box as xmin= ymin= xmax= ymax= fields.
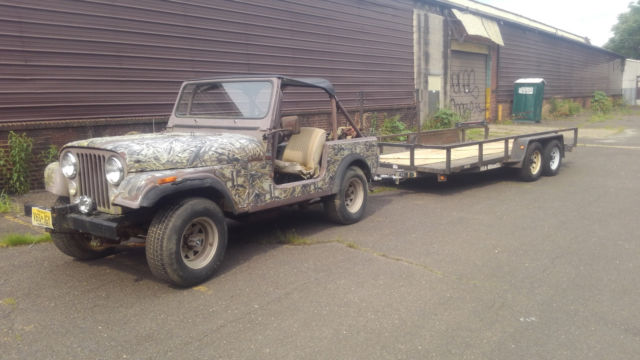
xmin=496 ymin=22 xmax=624 ymax=103
xmin=0 ymin=0 xmax=415 ymax=124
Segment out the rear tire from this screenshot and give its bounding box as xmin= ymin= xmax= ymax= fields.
xmin=324 ymin=166 xmax=368 ymax=225
xmin=518 ymin=142 xmax=543 ymax=182
xmin=542 ymin=140 xmax=562 ymax=176
xmin=51 ymin=197 xmax=115 ymax=260
xmin=146 ymin=197 xmax=227 ymax=287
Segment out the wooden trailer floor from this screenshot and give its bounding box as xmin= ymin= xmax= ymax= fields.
xmin=379 ymin=140 xmax=514 ymax=169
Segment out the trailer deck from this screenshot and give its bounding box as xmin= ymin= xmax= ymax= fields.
xmin=376 ymin=124 xmax=578 ymax=177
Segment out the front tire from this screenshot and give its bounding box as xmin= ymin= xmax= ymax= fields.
xmin=518 ymin=142 xmax=543 ymax=182
xmin=324 ymin=166 xmax=368 ymax=225
xmin=542 ymin=140 xmax=562 ymax=176
xmin=146 ymin=198 xmax=227 ymax=287
xmin=51 ymin=197 xmax=115 ymax=260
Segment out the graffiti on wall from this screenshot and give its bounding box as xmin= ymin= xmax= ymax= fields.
xmin=449 ymin=69 xmax=485 ymax=120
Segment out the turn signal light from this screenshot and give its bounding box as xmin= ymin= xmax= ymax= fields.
xmin=158 ymin=176 xmax=177 ymax=185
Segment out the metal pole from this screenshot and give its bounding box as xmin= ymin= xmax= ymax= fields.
xmin=330 ymin=96 xmax=338 ymax=140
xmin=414 ymin=88 xmax=420 ymax=130
xmin=359 ymin=91 xmax=365 ymax=129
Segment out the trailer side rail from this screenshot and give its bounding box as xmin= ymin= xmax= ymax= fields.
xmin=378 ymin=127 xmax=578 ymax=175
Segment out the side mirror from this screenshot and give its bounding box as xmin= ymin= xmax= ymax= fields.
xmin=281 ymin=116 xmax=300 ymax=135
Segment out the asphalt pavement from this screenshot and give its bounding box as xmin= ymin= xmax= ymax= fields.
xmin=1 ymin=115 xmax=640 ymax=359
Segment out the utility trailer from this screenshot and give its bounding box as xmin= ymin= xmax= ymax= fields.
xmin=376 ymin=122 xmax=578 ymax=183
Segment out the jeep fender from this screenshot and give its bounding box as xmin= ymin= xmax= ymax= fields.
xmin=44 ymin=162 xmax=69 ymax=197
xmin=113 ymin=172 xmax=238 ymax=214
xmin=332 ymin=154 xmax=373 ymax=193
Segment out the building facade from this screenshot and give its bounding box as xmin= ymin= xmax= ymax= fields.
xmin=0 ymin=0 xmax=416 ymax=189
xmin=622 ymin=59 xmax=640 ymax=106
xmin=0 ymin=0 xmax=627 ymax=190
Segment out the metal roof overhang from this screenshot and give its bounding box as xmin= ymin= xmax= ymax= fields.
xmin=451 ymin=8 xmax=504 ymax=46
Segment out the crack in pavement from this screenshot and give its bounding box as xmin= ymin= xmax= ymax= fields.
xmin=283 ymin=238 xmax=489 ymax=287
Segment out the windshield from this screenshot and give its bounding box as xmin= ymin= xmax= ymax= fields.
xmin=175 ymin=81 xmax=273 ymax=119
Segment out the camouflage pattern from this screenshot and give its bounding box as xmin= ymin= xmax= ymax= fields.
xmin=111 ymin=137 xmax=378 ymax=213
xmin=65 ymin=132 xmax=265 ymax=172
xmin=44 ymin=76 xmax=379 ymax=217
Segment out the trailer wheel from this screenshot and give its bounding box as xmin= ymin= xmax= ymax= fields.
xmin=146 ymin=197 xmax=227 ymax=287
xmin=51 ymin=197 xmax=115 ymax=260
xmin=542 ymin=140 xmax=562 ymax=176
xmin=519 ymin=142 xmax=543 ymax=181
xmin=324 ymin=166 xmax=368 ymax=225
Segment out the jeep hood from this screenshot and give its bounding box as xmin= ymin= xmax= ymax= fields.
xmin=65 ymin=132 xmax=265 ymax=172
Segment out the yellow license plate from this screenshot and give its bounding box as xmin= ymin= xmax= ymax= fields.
xmin=31 ymin=207 xmax=53 ymax=229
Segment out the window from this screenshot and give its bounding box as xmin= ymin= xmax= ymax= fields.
xmin=176 ymin=81 xmax=273 ymax=119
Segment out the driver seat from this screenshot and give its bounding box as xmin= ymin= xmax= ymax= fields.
xmin=274 ymin=127 xmax=326 ymax=179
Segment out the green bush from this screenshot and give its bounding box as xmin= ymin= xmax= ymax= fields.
xmin=549 ymin=98 xmax=582 ymax=119
xmin=592 ymin=91 xmax=612 ymax=114
xmin=379 ymin=115 xmax=408 ymax=141
xmin=424 ymin=108 xmax=461 ymax=130
xmin=0 ymin=131 xmax=34 ymax=194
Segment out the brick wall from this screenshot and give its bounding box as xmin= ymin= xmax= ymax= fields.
xmin=0 ymin=117 xmax=168 ymax=191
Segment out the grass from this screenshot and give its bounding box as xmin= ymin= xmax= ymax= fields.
xmin=258 ymin=229 xmax=314 ymax=246
xmin=371 ymin=185 xmax=397 ymax=194
xmin=1 ymin=297 xmax=17 ymax=306
xmin=604 ymin=126 xmax=626 ymax=135
xmin=0 ymin=233 xmax=52 ymax=248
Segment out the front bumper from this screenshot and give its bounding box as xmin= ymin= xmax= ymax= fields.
xmin=24 ymin=203 xmax=125 ymax=240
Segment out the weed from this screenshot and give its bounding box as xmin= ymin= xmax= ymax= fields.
xmin=592 ymin=91 xmax=612 ymax=114
xmin=424 ymin=108 xmax=461 ymax=130
xmin=380 ymin=115 xmax=408 ymax=141
xmin=0 ymin=190 xmax=11 ymax=213
xmin=549 ymin=98 xmax=583 ymax=119
xmin=588 ymin=113 xmax=608 ymax=123
xmin=464 ymin=128 xmax=485 ymax=141
xmin=368 ymin=112 xmax=379 ymax=135
xmin=338 ymin=240 xmax=360 ymax=249
xmin=1 ymin=131 xmax=34 ymax=194
xmin=1 ymin=298 xmax=17 ymax=306
xmin=371 ymin=185 xmax=397 ymax=194
xmin=0 ymin=233 xmax=52 ymax=248
xmin=39 ymin=144 xmax=59 ymax=165
xmin=261 ymin=229 xmax=314 ymax=246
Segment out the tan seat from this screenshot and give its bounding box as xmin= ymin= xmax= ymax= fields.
xmin=274 ymin=127 xmax=326 ymax=179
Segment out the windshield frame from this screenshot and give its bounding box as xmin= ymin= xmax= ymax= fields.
xmin=168 ymin=78 xmax=278 ymax=132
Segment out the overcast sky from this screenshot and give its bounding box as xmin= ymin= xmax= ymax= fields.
xmin=476 ymin=0 xmax=635 ymax=47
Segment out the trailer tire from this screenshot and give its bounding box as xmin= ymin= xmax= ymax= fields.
xmin=324 ymin=166 xmax=368 ymax=225
xmin=51 ymin=197 xmax=115 ymax=260
xmin=519 ymin=142 xmax=543 ymax=181
xmin=542 ymin=140 xmax=562 ymax=176
xmin=146 ymin=197 xmax=227 ymax=287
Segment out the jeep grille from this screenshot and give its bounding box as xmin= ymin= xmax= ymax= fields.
xmin=73 ymin=150 xmax=112 ymax=212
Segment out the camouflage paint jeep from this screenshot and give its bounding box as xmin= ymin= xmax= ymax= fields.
xmin=34 ymin=76 xmax=378 ymax=287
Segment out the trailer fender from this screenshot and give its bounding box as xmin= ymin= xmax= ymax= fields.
xmin=511 ymin=134 xmax=564 ymax=167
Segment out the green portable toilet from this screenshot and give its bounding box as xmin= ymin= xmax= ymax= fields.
xmin=512 ymin=78 xmax=545 ymax=122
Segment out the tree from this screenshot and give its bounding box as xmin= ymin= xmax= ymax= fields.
xmin=604 ymin=1 xmax=640 ymax=59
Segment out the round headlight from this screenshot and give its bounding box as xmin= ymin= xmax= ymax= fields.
xmin=60 ymin=152 xmax=78 ymax=179
xmin=105 ymin=156 xmax=124 ymax=185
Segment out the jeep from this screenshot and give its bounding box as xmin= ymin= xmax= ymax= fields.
xmin=31 ymin=76 xmax=378 ymax=286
